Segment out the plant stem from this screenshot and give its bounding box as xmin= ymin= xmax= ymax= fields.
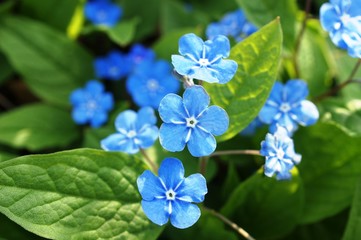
xmin=293 ymin=0 xmax=312 ymax=78
xmin=314 ymin=58 xmax=361 ymax=102
xmin=210 ymin=150 xmax=261 ymax=157
xmin=202 ymin=206 xmax=256 ymax=240
xmin=199 ymin=156 xmax=209 ymax=176
xmin=140 ymin=149 xmax=158 ymax=173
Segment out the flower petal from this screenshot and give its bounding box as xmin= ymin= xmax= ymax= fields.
xmin=176 ymin=174 xmax=207 ymax=203
xmin=189 ymin=67 xmax=219 ymax=83
xmin=70 ymin=89 xmax=86 ymax=105
xmin=115 ymin=110 xmax=137 ymax=132
xmin=159 ymin=94 xmax=187 ymax=123
xmin=137 ymin=170 xmax=165 ymax=201
xmin=187 ymin=128 xmax=216 ymax=157
xmin=198 ymin=105 xmax=229 ymax=136
xmin=158 ymin=158 xmax=185 ymax=190
xmin=183 ymin=86 xmax=210 ymax=117
xmin=178 ymin=33 xmax=204 ymax=59
xmin=171 ymin=55 xmax=198 ymax=76
xmin=85 ymin=80 xmax=104 ymax=94
xmin=207 ymin=59 xmax=238 ymax=84
xmin=277 ymin=113 xmax=298 ymax=134
xmin=170 ymin=201 xmax=201 ymax=229
xmin=320 ymin=3 xmax=340 ymax=32
xmin=72 ymin=107 xmax=88 ymax=124
xmin=292 ymin=100 xmax=319 ymax=126
xmin=284 ymin=80 xmax=308 ymax=104
xmin=269 ymin=81 xmax=284 ymax=104
xmin=204 ymin=35 xmax=231 ymax=59
xmin=137 ymin=126 xmax=159 ymax=149
xmin=136 ymin=107 xmax=157 ymax=130
xmin=159 ymin=123 xmax=188 ymax=152
xmin=90 ymin=110 xmax=107 ymax=128
xmin=141 ymin=199 xmax=169 ymax=226
xmin=259 ymin=104 xmax=280 ymax=124
xmin=100 ymin=133 xmax=139 ymax=154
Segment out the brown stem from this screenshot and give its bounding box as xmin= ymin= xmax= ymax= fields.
xmin=199 ymin=156 xmax=209 ymax=176
xmin=202 ymin=206 xmax=256 ymax=240
xmin=314 ymin=58 xmax=361 ymax=102
xmin=140 ymin=149 xmax=158 ymax=173
xmin=210 ymin=150 xmax=261 ymax=157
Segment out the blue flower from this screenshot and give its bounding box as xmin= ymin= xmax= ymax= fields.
xmin=240 ymin=117 xmax=263 ymax=136
xmin=127 ymin=44 xmax=156 ymax=71
xmin=260 ymin=126 xmax=301 ymax=180
xmin=126 ymin=60 xmax=180 ymax=108
xmin=137 ymin=157 xmax=207 ymax=229
xmin=70 ymin=80 xmax=114 ymax=128
xmin=171 ymin=33 xmax=238 ymax=84
xmin=84 ymin=0 xmax=122 ymax=27
xmin=320 ymin=0 xmax=361 ymax=56
xmin=101 ymin=107 xmax=158 ymax=154
xmin=159 ymin=85 xmax=229 ymax=157
xmin=94 ymin=51 xmax=130 ymax=80
xmin=206 ymin=9 xmax=258 ymax=42
xmin=259 ymin=80 xmax=319 ymax=135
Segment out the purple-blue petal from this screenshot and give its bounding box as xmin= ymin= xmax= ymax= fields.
xmin=284 ymin=80 xmax=309 ymax=104
xmin=158 ymin=158 xmax=185 ymax=190
xmin=259 ymin=104 xmax=280 ymax=124
xmin=137 ymin=170 xmax=165 ymax=201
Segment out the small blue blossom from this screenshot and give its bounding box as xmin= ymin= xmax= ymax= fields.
xmin=320 ymin=0 xmax=361 ymax=57
xmin=260 ymin=126 xmax=301 ymax=180
xmin=206 ymin=9 xmax=258 ymax=42
xmin=84 ymin=0 xmax=122 ymax=27
xmin=126 ymin=60 xmax=180 ymax=108
xmin=159 ymin=85 xmax=229 ymax=157
xmin=240 ymin=117 xmax=263 ymax=136
xmin=259 ymin=80 xmax=319 ymax=135
xmin=171 ymin=33 xmax=238 ymax=84
xmin=137 ymin=157 xmax=207 ymax=229
xmin=127 ymin=44 xmax=156 ymax=71
xmin=94 ymin=51 xmax=130 ymax=80
xmin=70 ymin=80 xmax=113 ymax=128
xmin=101 ymin=107 xmax=158 ymax=154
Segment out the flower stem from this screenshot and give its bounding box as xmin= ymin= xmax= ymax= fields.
xmin=202 ymin=206 xmax=256 ymax=240
xmin=210 ymin=150 xmax=261 ymax=157
xmin=314 ymin=58 xmax=361 ymax=102
xmin=293 ymin=0 xmax=312 ymax=78
xmin=199 ymin=156 xmax=209 ymax=176
xmin=140 ymin=149 xmax=158 ymax=173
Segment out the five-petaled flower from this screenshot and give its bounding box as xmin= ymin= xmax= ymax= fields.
xmin=259 ymin=79 xmax=319 ymax=135
xmin=84 ymin=0 xmax=122 ymax=27
xmin=171 ymin=33 xmax=238 ymax=84
xmin=260 ymin=125 xmax=301 ymax=180
xmin=126 ymin=60 xmax=180 ymax=108
xmin=94 ymin=50 xmax=130 ymax=81
xmin=101 ymin=107 xmax=158 ymax=154
xmin=159 ymin=85 xmax=229 ymax=157
xmin=320 ymin=0 xmax=361 ymax=58
xmin=70 ymin=80 xmax=114 ymax=128
xmin=127 ymin=44 xmax=156 ymax=71
xmin=137 ymin=157 xmax=207 ymax=229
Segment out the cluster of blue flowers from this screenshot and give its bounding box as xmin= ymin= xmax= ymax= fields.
xmin=84 ymin=0 xmax=122 ymax=27
xmin=320 ymin=0 xmax=361 ymax=58
xmin=206 ymin=9 xmax=258 ymax=42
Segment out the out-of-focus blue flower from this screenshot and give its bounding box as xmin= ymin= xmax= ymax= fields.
xmin=206 ymin=9 xmax=258 ymax=42
xmin=94 ymin=51 xmax=130 ymax=80
xmin=320 ymin=0 xmax=361 ymax=57
xmin=137 ymin=157 xmax=207 ymax=229
xmin=70 ymin=80 xmax=113 ymax=128
xmin=259 ymin=80 xmax=319 ymax=135
xmin=127 ymin=44 xmax=156 ymax=71
xmin=159 ymin=85 xmax=229 ymax=157
xmin=260 ymin=126 xmax=301 ymax=180
xmin=172 ymin=33 xmax=238 ymax=84
xmin=126 ymin=60 xmax=180 ymax=109
xmin=101 ymin=107 xmax=158 ymax=154
xmin=84 ymin=0 xmax=122 ymax=27
xmin=240 ymin=117 xmax=263 ymax=136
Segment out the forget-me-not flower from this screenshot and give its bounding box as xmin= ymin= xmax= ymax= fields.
xmin=94 ymin=51 xmax=130 ymax=80
xmin=70 ymin=80 xmax=113 ymax=128
xmin=320 ymin=0 xmax=361 ymax=57
xmin=127 ymin=44 xmax=156 ymax=71
xmin=206 ymin=9 xmax=258 ymax=42
xmin=159 ymin=85 xmax=229 ymax=157
xmin=101 ymin=107 xmax=158 ymax=154
xmin=84 ymin=0 xmax=122 ymax=27
xmin=126 ymin=60 xmax=180 ymax=108
xmin=137 ymin=157 xmax=207 ymax=229
xmin=171 ymin=33 xmax=238 ymax=84
xmin=260 ymin=126 xmax=301 ymax=180
xmin=259 ymin=80 xmax=319 ymax=135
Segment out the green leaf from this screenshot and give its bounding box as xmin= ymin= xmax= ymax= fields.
xmin=0 ymin=103 xmax=79 ymax=151
xmin=0 ymin=53 xmax=13 ymax=85
xmin=0 ymin=148 xmax=163 ymax=240
xmin=221 ymin=168 xmax=304 ymax=239
xmin=106 ymin=19 xmax=139 ymax=46
xmin=0 ymin=15 xmax=94 ymax=107
xmin=18 ymin=0 xmax=78 ymax=31
xmin=342 ymin=177 xmax=361 ymax=240
xmin=236 ymin=0 xmax=298 ymax=49
xmin=0 ymin=151 xmax=17 ymax=163
xmin=294 ymin=123 xmax=361 ymax=224
xmin=204 ymin=19 xmax=282 ymax=142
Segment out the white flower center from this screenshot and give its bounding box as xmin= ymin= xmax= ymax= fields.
xmin=276 ymin=149 xmax=285 ymax=159
xmin=279 ymin=103 xmax=291 ymax=112
xmin=198 ymin=58 xmax=210 ymax=67
xmin=340 ymin=14 xmax=351 ymax=26
xmin=86 ymin=100 xmax=98 ymax=110
xmin=186 ymin=117 xmax=198 ymax=128
xmin=97 ymin=11 xmax=107 ymax=21
xmin=109 ymin=66 xmax=119 ymax=76
xmin=166 ymin=189 xmax=176 ymax=200
xmin=127 ymin=130 xmax=137 ymax=138
xmin=146 ymin=79 xmax=159 ymax=91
